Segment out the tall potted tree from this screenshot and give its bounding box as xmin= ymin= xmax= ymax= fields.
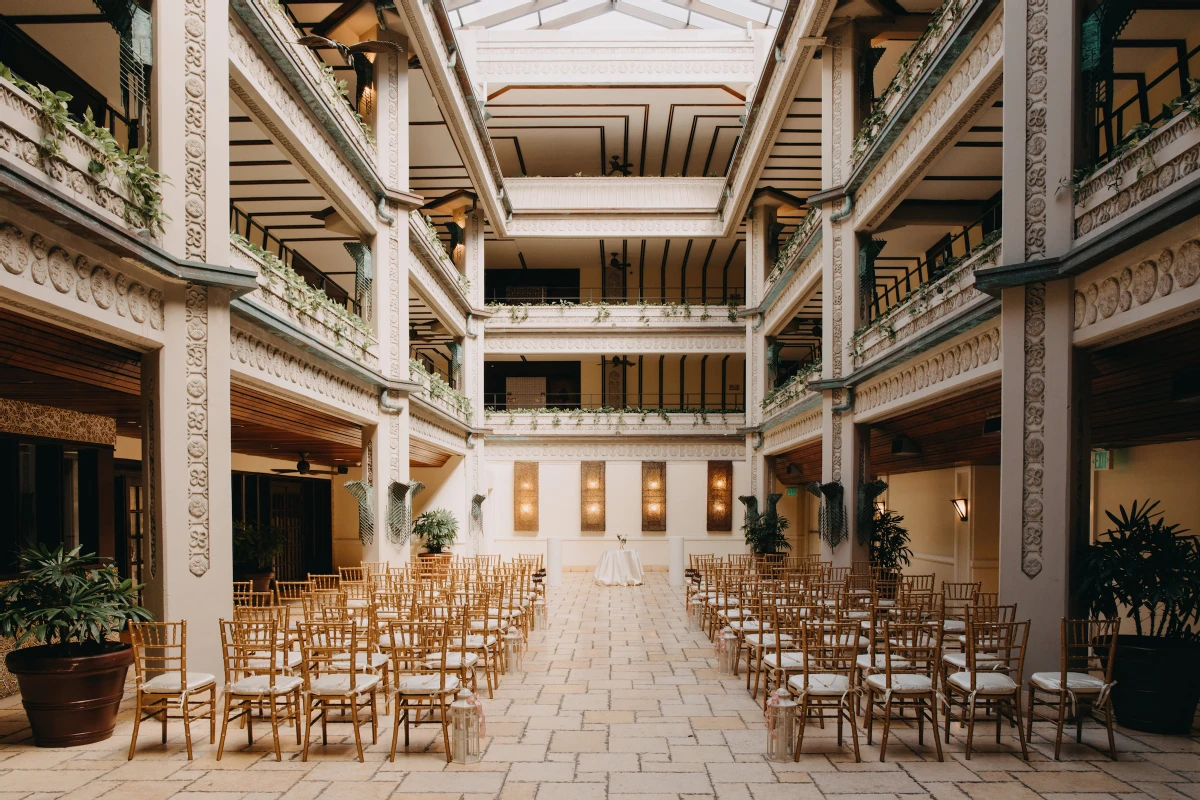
xmin=232 ymin=520 xmax=286 ymax=591
xmin=414 ymin=508 xmax=458 ymax=556
xmin=1078 ymin=500 xmax=1200 ymax=734
xmin=869 ymin=508 xmax=912 ymax=599
xmin=0 ymin=545 xmax=150 ymax=747
xmin=741 ymin=493 xmax=791 ymax=557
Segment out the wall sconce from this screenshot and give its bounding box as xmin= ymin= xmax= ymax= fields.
xmin=707 ymin=460 xmax=733 ymax=531
xmin=514 ymin=462 xmax=538 ymax=531
xmin=951 ymin=498 xmax=969 ymax=521
xmin=581 ymin=461 xmax=605 ymax=532
xmin=642 ymin=461 xmax=666 ymax=532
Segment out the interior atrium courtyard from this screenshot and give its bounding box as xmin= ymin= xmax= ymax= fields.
xmin=0 ymin=0 xmax=1199 ymax=797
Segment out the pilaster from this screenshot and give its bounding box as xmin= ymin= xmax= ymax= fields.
xmin=998 ymin=0 xmax=1080 ymax=673
xmin=142 ymin=0 xmax=231 ymax=676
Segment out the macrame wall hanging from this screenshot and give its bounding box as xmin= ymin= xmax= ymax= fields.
xmin=470 ymin=493 xmax=486 ymax=553
xmin=386 ymin=480 xmax=425 ymax=544
xmin=806 ymin=480 xmax=848 ymax=550
xmin=343 ymin=480 xmax=374 ymax=545
xmin=857 ymin=479 xmax=889 ymax=545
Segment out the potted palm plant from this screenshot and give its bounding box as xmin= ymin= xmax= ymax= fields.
xmin=414 ymin=508 xmax=458 ymax=555
xmin=741 ymin=493 xmax=791 ymax=557
xmin=232 ymin=520 xmax=286 ymax=591
xmin=869 ymin=508 xmax=912 ymax=599
xmin=1 ymin=545 xmax=150 ymax=747
xmin=1078 ymin=500 xmax=1200 ymax=734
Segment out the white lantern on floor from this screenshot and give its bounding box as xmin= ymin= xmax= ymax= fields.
xmin=533 ymin=597 xmax=547 ymax=629
xmin=503 ymin=625 xmax=524 ymax=674
xmin=716 ymin=626 xmax=739 ymax=676
xmin=765 ymin=688 xmax=797 ymax=762
xmin=450 ymin=688 xmax=482 ymax=763
xmin=687 ymin=597 xmax=703 ymax=632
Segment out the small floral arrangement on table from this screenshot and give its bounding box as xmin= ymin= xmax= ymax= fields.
xmin=616 ymin=535 xmax=627 ymax=549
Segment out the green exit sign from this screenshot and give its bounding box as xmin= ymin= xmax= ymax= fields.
xmin=786 ymin=487 xmax=798 ymax=496
xmin=1092 ymin=449 xmax=1114 ymax=471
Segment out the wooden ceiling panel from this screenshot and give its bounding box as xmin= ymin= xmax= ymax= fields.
xmin=774 ymin=439 xmax=822 ymax=486
xmin=868 ymin=382 xmax=1002 ymax=475
xmin=230 ymin=383 xmax=363 ymax=465
xmin=410 ymin=439 xmax=453 ymax=469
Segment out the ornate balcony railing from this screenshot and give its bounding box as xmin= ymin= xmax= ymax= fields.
xmin=484 ymin=407 xmax=746 ymax=436
xmin=409 ymin=357 xmax=473 ymax=424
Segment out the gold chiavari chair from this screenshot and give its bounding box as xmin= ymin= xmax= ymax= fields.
xmin=744 ymin=589 xmax=790 ymax=699
xmin=361 ymin=561 xmax=388 ymax=578
xmin=944 ymin=619 xmax=1030 ymax=760
xmin=308 ymin=573 xmax=340 ymax=592
xmin=789 ymin=618 xmax=862 ymax=763
xmin=127 ymin=621 xmax=217 ymax=760
xmin=387 ymin=619 xmax=458 ymax=762
xmin=296 ymin=620 xmax=379 ymax=762
xmin=233 ymin=581 xmax=251 ymax=597
xmin=863 ymin=618 xmax=944 ymax=762
xmin=233 ymin=605 xmax=301 ymax=672
xmin=939 ymin=581 xmax=981 ymax=644
xmin=234 ymin=591 xmax=274 ymax=608
xmin=823 ymin=565 xmax=851 ymax=584
xmin=762 ymin=600 xmax=812 ymax=709
xmin=342 ymin=580 xmax=371 ymax=608
xmin=1027 ymin=618 xmax=1119 ymax=761
xmin=941 ymin=603 xmax=1018 ymax=688
xmin=339 ymin=566 xmax=366 ymax=583
xmin=302 ymin=591 xmax=348 ymax=623
xmin=216 ymin=619 xmax=302 ymax=761
xmin=275 ymin=581 xmax=311 ymax=607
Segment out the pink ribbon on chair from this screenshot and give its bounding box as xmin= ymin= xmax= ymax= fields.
xmin=765 ymin=690 xmax=782 ymax=741
xmin=470 ymin=690 xmax=487 ymax=738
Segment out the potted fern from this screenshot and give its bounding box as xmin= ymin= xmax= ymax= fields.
xmin=232 ymin=520 xmax=286 ymax=591
xmin=741 ymin=493 xmax=791 ymax=557
xmin=869 ymin=509 xmax=911 ymax=600
xmin=414 ymin=508 xmax=459 ymax=555
xmin=1078 ymin=500 xmax=1200 ymax=734
xmin=1 ymin=545 xmax=151 ymax=747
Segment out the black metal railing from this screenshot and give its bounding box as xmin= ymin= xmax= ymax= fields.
xmin=866 ymin=200 xmax=1002 ymax=323
xmin=1091 ymin=36 xmax=1200 ymax=168
xmin=484 ymin=286 xmax=745 ymax=306
xmin=484 ymin=392 xmax=745 ymax=414
xmin=231 ymin=205 xmax=361 ymax=317
xmin=411 ymin=350 xmax=456 ymax=388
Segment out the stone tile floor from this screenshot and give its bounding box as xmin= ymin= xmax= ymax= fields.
xmin=0 ymin=571 xmax=1198 ymax=799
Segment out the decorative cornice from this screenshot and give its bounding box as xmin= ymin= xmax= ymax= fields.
xmin=855 ymin=19 xmax=1003 ymax=229
xmin=483 ymin=303 xmax=743 ymax=332
xmin=483 ymin=439 xmax=746 ymax=460
xmin=854 ymin=324 xmax=1001 ymax=420
xmin=762 ymin=405 xmax=822 ymax=455
xmin=483 ymin=331 xmax=746 ymax=354
xmin=410 ymin=408 xmax=468 ymax=453
xmin=484 ymin=410 xmax=746 ymax=437
xmin=0 ymin=398 xmax=115 ymax=446
xmin=504 ymin=215 xmax=725 ymax=238
xmin=228 ymin=15 xmax=377 ymax=230
xmin=507 ymin=177 xmax=725 ymax=214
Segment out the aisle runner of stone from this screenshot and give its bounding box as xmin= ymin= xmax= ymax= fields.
xmin=0 ymin=572 xmax=1198 ymax=799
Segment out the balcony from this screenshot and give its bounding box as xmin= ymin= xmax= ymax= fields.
xmin=762 ymin=362 xmax=820 ymax=420
xmin=230 ymin=234 xmax=379 ymax=371
xmin=484 ymin=300 xmax=743 ymax=330
xmin=484 ymin=406 xmax=746 ymax=437
xmin=410 ymin=358 xmax=473 ymax=425
xmin=409 ymin=211 xmax=471 ymax=325
xmin=0 ymin=66 xmax=164 ymax=238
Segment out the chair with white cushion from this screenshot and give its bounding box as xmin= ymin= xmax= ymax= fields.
xmin=863 ymin=618 xmax=943 ymax=762
xmin=944 ymin=619 xmax=1029 ymax=760
xmin=788 ymin=618 xmax=862 ymax=763
xmin=939 ymin=581 xmax=981 ymax=645
xmin=127 ymin=620 xmax=216 ymax=760
xmin=1027 ymin=618 xmax=1118 ymax=761
xmin=388 ymin=618 xmax=458 ymax=762
xmin=761 ymin=601 xmax=812 ymax=710
xmin=217 ymin=619 xmax=302 ymax=761
xmin=297 ymin=621 xmax=379 ymax=762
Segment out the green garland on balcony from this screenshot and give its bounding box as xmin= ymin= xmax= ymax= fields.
xmin=762 ymin=360 xmax=821 ymax=412
xmin=485 ymin=406 xmax=734 ymax=428
xmin=232 ymin=233 xmax=375 ymax=349
xmin=0 ymin=62 xmax=167 ymax=232
xmin=408 ymin=358 xmax=473 ymax=421
xmin=767 ymin=209 xmax=822 ymax=286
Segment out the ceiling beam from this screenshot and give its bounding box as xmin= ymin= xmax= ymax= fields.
xmin=537 ymin=1 xmax=612 ymax=29
xmin=661 ymin=0 xmax=765 ymax=28
xmin=613 ymin=1 xmax=691 ymax=28
xmin=467 ymin=0 xmax=567 ymax=28
xmin=312 ymin=0 xmax=365 ymax=36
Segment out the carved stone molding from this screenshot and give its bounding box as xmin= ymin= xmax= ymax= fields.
xmin=484 ymin=332 xmax=745 ymax=354
xmin=0 ymin=398 xmax=115 ymax=446
xmin=1075 ymin=113 xmax=1200 ymax=241
xmin=410 ymin=410 xmax=468 ymax=453
xmin=1020 ymin=285 xmax=1046 ymax=578
xmin=854 ymin=325 xmax=1001 ymax=418
xmin=507 ymin=177 xmax=725 ymax=214
xmin=830 ymin=32 xmax=846 ymax=484
xmin=1024 ymin=1 xmax=1049 ymax=261
xmin=0 ymin=220 xmax=165 ymax=332
xmin=852 ymin=242 xmax=1000 ymax=368
xmin=504 ymin=216 xmax=725 ymax=238
xmin=1073 ymin=236 xmax=1200 ymax=340
xmin=484 ymin=440 xmax=746 ymax=460
xmin=228 ymin=17 xmax=375 ymax=227
xmin=185 ymin=284 xmax=210 ymax=577
xmin=763 ymin=407 xmax=823 ymax=454
xmin=856 ymin=20 xmax=1004 ymax=228
xmin=183 ymin=0 xmax=207 ymax=262
xmin=485 ymin=304 xmax=743 ymax=332
xmin=229 ymin=324 xmax=378 ymax=418
xmin=484 ymin=410 xmax=746 ymax=437
xmin=764 ymin=244 xmax=823 ymax=333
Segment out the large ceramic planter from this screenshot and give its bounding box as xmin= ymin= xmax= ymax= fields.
xmin=6 ymin=642 xmax=133 ymax=747
xmin=1111 ymin=635 xmax=1200 ymax=734
xmin=237 ymin=570 xmax=274 ymax=592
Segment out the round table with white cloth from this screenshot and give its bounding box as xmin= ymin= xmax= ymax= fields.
xmin=593 ymin=548 xmax=645 ymax=586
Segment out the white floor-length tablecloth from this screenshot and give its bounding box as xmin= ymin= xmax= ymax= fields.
xmin=594 ymin=548 xmax=645 ymax=586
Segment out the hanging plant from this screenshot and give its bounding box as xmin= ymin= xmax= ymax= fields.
xmin=807 ymin=481 xmax=848 ymax=549
xmin=856 ymin=478 xmax=889 ymax=546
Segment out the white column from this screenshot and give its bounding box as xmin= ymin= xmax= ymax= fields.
xmin=142 ymin=0 xmax=231 ymax=677
xmin=998 ymin=0 xmax=1080 ymax=673
xmin=819 ymin=21 xmax=866 ymax=567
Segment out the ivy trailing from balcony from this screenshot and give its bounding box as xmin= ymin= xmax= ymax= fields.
xmin=409 ymin=358 xmax=472 ymax=421
xmin=233 ymin=233 xmax=374 ymax=348
xmin=0 ymin=61 xmax=168 ymax=232
xmin=484 ymin=406 xmax=735 ymax=428
xmin=761 ymin=359 xmax=821 ymax=413
xmin=767 ymin=208 xmax=821 ymax=286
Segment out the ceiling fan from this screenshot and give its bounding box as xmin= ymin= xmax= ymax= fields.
xmin=271 ymin=453 xmax=348 ymax=476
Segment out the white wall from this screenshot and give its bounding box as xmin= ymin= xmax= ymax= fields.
xmin=485 ymin=458 xmax=750 ymax=567
xmin=1093 ymin=440 xmax=1200 ymax=537
xmin=412 ymin=455 xmax=468 ymax=556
